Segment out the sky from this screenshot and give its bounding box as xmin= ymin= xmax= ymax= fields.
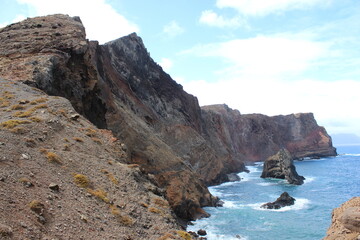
xmin=1 ymin=0 xmax=360 ymax=136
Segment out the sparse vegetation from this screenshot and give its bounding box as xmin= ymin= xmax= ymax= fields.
xmin=91 ymin=137 xmax=102 ymax=144
xmin=3 ymin=91 xmax=14 ymax=99
xmin=10 ymin=127 xmax=27 ymax=134
xmin=30 ymin=97 xmax=47 ymax=105
xmin=13 ymin=104 xmax=47 ymax=118
xmin=29 ymin=200 xmax=44 ymax=214
xmin=0 ymin=120 xmax=31 ymax=129
xmin=85 ymin=128 xmax=97 ymax=137
xmin=73 ymin=174 xmax=90 ymax=188
xmin=153 ymin=197 xmax=169 ymax=208
xmin=176 ymin=231 xmax=192 ymax=240
xmin=46 ymin=152 xmax=62 ymax=164
xmin=87 ymin=189 xmax=110 ymax=203
xmin=10 ymin=104 xmax=26 ymax=110
xmin=110 ymin=205 xmax=134 ymax=226
xmin=101 ymin=169 xmax=119 ymax=185
xmin=73 ymin=137 xmax=84 ymax=142
xmin=148 ymin=207 xmax=162 ymax=214
xmin=29 ymin=116 xmax=42 ymax=122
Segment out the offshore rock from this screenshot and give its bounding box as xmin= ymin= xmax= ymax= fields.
xmin=261 ymin=148 xmax=305 ymax=185
xmin=261 ymin=192 xmax=296 ymax=209
xmin=324 ymin=197 xmax=360 ymax=240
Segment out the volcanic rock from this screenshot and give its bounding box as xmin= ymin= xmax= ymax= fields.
xmin=0 ymin=14 xmax=337 ymax=224
xmin=261 ymin=148 xmax=305 ymax=185
xmin=261 ymin=192 xmax=296 ymax=209
xmin=324 ymin=197 xmax=360 ymax=240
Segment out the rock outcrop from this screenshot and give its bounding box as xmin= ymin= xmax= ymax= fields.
xmin=201 ymin=105 xmax=337 ymax=163
xmin=324 ymin=197 xmax=360 ymax=240
xmin=0 ymin=14 xmax=337 ymax=222
xmin=261 ymin=148 xmax=305 ymax=185
xmin=261 ymin=192 xmax=296 ymax=209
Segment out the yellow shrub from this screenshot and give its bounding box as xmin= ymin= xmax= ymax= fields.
xmin=87 ymin=189 xmax=110 ymax=203
xmin=176 ymin=231 xmax=192 ymax=240
xmin=73 ymin=174 xmax=90 ymax=188
xmin=0 ymin=120 xmax=31 ymax=129
xmin=46 ymin=152 xmax=62 ymax=164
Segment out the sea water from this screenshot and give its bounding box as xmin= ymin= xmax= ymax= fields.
xmin=188 ymin=145 xmax=360 ymax=240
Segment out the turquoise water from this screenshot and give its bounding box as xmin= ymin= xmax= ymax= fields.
xmin=188 ymin=145 xmax=360 ymax=240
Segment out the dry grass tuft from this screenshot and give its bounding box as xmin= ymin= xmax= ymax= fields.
xmin=30 ymin=97 xmax=47 ymax=105
xmin=101 ymin=169 xmax=119 ymax=185
xmin=10 ymin=104 xmax=26 ymax=110
xmin=110 ymin=205 xmax=134 ymax=226
xmin=153 ymin=197 xmax=169 ymax=208
xmin=73 ymin=137 xmax=84 ymax=142
xmin=0 ymin=120 xmax=31 ymax=129
xmin=87 ymin=189 xmax=110 ymax=203
xmin=148 ymin=207 xmax=162 ymax=214
xmin=46 ymin=152 xmax=62 ymax=164
xmin=10 ymin=127 xmax=27 ymax=134
xmin=29 ymin=116 xmax=42 ymax=122
xmin=73 ymin=174 xmax=90 ymax=188
xmin=29 ymin=200 xmax=44 ymax=214
xmin=176 ymin=231 xmax=192 ymax=240
xmin=91 ymin=137 xmax=102 ymax=144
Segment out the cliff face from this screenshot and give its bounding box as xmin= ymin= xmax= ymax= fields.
xmin=0 ymin=14 xmax=336 ymax=222
xmin=0 ymin=14 xmax=221 ymax=221
xmin=324 ymin=197 xmax=360 ymax=240
xmin=201 ymin=104 xmax=336 ymax=163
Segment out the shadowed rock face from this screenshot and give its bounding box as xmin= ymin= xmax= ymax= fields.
xmin=201 ymin=105 xmax=337 ymax=163
xmin=261 ymin=148 xmax=305 ymax=185
xmin=0 ymin=14 xmax=337 ymax=221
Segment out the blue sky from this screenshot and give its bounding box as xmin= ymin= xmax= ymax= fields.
xmin=1 ymin=0 xmax=360 ymax=136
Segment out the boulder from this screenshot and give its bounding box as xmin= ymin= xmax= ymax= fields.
xmin=261 ymin=148 xmax=305 ymax=185
xmin=261 ymin=192 xmax=295 ymax=209
xmin=324 ymin=197 xmax=360 ymax=240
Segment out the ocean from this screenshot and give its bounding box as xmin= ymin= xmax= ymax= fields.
xmin=188 ymin=145 xmax=360 ymax=240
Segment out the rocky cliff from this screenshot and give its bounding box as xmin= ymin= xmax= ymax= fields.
xmin=201 ymin=104 xmax=336 ymax=163
xmin=0 ymin=14 xmax=336 ymax=224
xmin=324 ymin=197 xmax=360 ymax=240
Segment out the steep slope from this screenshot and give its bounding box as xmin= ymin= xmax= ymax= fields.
xmin=201 ymin=104 xmax=336 ymax=163
xmin=0 ymin=78 xmax=186 ymax=240
xmin=0 ymin=14 xmax=220 ymax=221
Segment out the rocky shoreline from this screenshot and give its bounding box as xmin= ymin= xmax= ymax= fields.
xmin=0 ymin=14 xmax=339 ymax=239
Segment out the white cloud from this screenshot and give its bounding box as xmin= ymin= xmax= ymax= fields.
xmin=180 ymin=33 xmax=360 ymax=135
xmin=184 ymin=35 xmax=330 ymax=78
xmin=216 ymin=0 xmax=332 ymax=16
xmin=199 ymin=10 xmax=246 ymax=28
xmin=16 ymin=0 xmax=139 ymax=43
xmin=182 ymin=76 xmax=360 ymax=135
xmin=159 ymin=58 xmax=173 ymax=72
xmin=162 ymin=21 xmax=184 ymax=38
xmin=0 ymin=14 xmax=26 ymax=28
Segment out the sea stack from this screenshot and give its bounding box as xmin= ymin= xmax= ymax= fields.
xmin=261 ymin=192 xmax=296 ymax=209
xmin=261 ymin=148 xmax=305 ymax=185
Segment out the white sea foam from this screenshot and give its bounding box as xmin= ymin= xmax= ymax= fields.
xmin=344 ymin=153 xmax=360 ymax=156
xmin=257 ymin=182 xmax=276 ymax=187
xmin=248 ymin=198 xmax=310 ymax=212
xmin=187 ymin=221 xmax=248 ymax=240
xmin=223 ymin=200 xmax=242 ymax=209
xmin=304 ymin=176 xmax=316 ymax=183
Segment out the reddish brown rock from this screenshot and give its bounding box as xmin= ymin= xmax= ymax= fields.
xmin=324 ymin=197 xmax=360 ymax=240
xmin=201 ymin=104 xmax=336 ymax=164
